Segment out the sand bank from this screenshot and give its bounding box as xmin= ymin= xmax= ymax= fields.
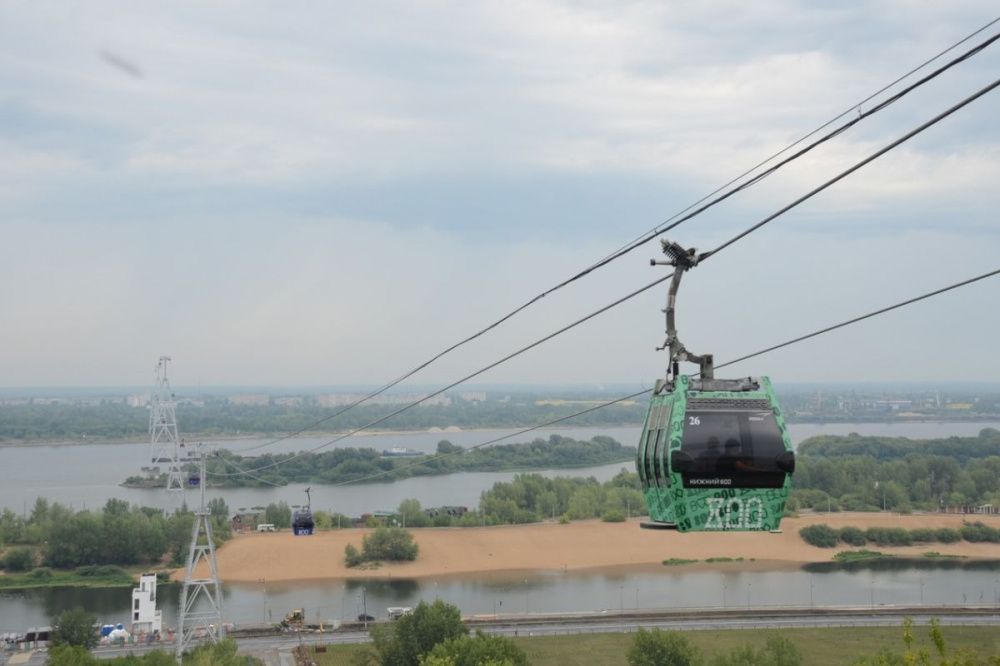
xmin=183 ymin=513 xmax=1000 ymax=584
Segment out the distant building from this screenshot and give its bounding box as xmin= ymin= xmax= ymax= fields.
xmin=127 ymin=393 xmax=150 ymax=408
xmin=458 ymin=391 xmax=487 ymax=403
xmin=130 ymin=573 xmax=162 ymax=636
xmin=274 ymin=396 xmax=302 ymax=407
xmin=318 ymin=393 xmax=451 ymax=408
xmin=232 ymin=510 xmax=265 ymax=532
xmin=424 ymin=505 xmax=468 ymax=518
xmin=381 ymin=447 xmax=424 ymax=458
xmin=228 ymin=394 xmax=270 ymax=406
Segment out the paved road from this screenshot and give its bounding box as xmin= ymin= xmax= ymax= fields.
xmin=10 ymin=607 xmax=1000 ymax=664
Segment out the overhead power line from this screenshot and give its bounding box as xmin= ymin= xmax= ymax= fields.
xmin=209 ymin=72 xmax=1000 ymax=479
xmin=233 ymin=22 xmax=1000 ymax=454
xmin=213 ymin=264 xmax=1000 ymax=488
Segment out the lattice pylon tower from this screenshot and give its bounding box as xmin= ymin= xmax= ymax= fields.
xmin=149 ymin=356 xmax=184 ymax=497
xmin=176 ymin=444 xmax=224 ymax=662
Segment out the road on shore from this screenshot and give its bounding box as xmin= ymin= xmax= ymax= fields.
xmin=11 ymin=606 xmax=1000 ymax=664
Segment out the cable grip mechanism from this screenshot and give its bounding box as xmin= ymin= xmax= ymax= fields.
xmin=650 ymin=239 xmax=713 ymax=389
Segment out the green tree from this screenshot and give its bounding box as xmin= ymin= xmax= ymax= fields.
xmin=371 ymin=600 xmax=468 ymax=666
xmin=265 ymin=502 xmax=292 ymax=528
xmin=51 ymin=607 xmax=98 ymax=649
xmin=362 ymin=527 xmax=419 ymax=562
xmin=208 ymin=498 xmax=229 ymax=519
xmin=398 ymin=499 xmax=431 ymax=528
xmin=422 ymin=632 xmax=527 ymax=666
xmin=627 ymin=629 xmax=701 ymax=666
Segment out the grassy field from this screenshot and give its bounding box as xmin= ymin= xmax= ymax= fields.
xmin=309 ymin=625 xmax=1000 ymax=665
xmin=0 ymin=566 xmax=136 ymax=590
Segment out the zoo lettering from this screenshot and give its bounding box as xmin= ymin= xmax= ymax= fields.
xmin=704 ymin=496 xmax=764 ymax=530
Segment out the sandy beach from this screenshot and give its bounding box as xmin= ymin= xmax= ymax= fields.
xmin=182 ymin=513 xmax=1000 ymax=583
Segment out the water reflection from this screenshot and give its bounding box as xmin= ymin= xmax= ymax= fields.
xmin=804 ymin=557 xmax=1000 ymax=573
xmin=345 ymin=578 xmax=419 ymax=601
xmin=4 ymin=561 xmax=998 ymax=633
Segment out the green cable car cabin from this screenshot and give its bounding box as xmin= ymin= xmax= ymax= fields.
xmin=638 ymin=239 xmax=794 ymax=531
xmin=637 ymin=374 xmax=794 ymax=531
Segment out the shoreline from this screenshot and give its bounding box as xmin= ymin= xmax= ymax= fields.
xmin=0 ymin=424 xmax=641 ymax=449
xmin=5 ymin=417 xmax=1000 ymax=449
xmin=183 ymin=513 xmax=1000 ymax=585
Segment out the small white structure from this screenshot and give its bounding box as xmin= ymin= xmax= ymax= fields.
xmin=131 ymin=573 xmax=162 ymax=636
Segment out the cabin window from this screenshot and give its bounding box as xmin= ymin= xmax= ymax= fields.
xmin=652 ymin=428 xmax=668 ymax=487
xmin=643 ymin=429 xmax=657 ymax=486
xmin=679 ymin=409 xmax=786 ymax=488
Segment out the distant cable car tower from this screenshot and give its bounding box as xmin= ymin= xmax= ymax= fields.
xmin=176 ymin=442 xmax=224 ymax=662
xmin=149 ymin=356 xmax=184 ymax=497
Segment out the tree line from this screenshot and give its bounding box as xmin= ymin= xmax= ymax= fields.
xmin=0 ymin=397 xmax=643 ymax=442
xmin=0 ymin=497 xmax=232 ymax=571
xmin=800 ymin=522 xmax=1000 ymax=548
xmin=789 ymin=429 xmax=1000 ymax=512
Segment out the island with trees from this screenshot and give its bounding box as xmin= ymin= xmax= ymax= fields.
xmin=123 ymin=435 xmax=635 ymax=488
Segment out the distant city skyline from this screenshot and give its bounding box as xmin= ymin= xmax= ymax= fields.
xmin=1 ymin=3 xmax=998 ymax=386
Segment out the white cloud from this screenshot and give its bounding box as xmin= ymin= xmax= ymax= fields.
xmin=0 ymin=1 xmax=997 ymax=385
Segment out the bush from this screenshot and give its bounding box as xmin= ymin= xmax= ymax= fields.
xmin=908 ymin=528 xmax=936 ymax=543
xmin=602 ymin=509 xmax=626 ymax=523
xmin=800 ymin=524 xmax=839 ymax=548
xmin=711 ymin=634 xmax=802 ymax=666
xmin=344 ymin=544 xmax=363 ymax=568
xmin=960 ymin=522 xmax=1000 ymax=543
xmin=362 ymin=527 xmax=418 ymax=562
xmin=864 ymin=527 xmax=911 ymax=547
xmin=52 ymin=607 xmax=98 ymax=649
xmin=424 ymin=631 xmax=528 ymax=666
xmin=627 ymin=629 xmax=701 ymax=666
xmin=935 ymin=528 xmax=961 ymax=543
xmin=2 ymin=547 xmax=34 ymax=572
xmin=839 ymin=494 xmax=878 ymax=512
xmin=29 ymin=566 xmax=53 ymax=580
xmin=838 ymin=527 xmax=867 ymax=547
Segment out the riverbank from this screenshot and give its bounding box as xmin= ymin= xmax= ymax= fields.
xmin=0 ymin=566 xmax=137 ymax=590
xmin=189 ymin=513 xmax=1000 ymax=584
xmin=6 ymin=417 xmax=999 ymax=448
xmin=0 ymin=424 xmax=639 ymax=448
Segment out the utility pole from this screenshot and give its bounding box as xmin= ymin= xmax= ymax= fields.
xmin=176 ymin=443 xmax=224 ymax=663
xmin=149 ymin=356 xmax=184 ymax=498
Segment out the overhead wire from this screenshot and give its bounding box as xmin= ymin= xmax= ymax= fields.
xmin=209 ymin=75 xmax=1000 ymax=481
xmin=594 ymin=15 xmax=1000 ymax=264
xmin=213 ymin=265 xmax=1000 ymax=488
xmin=700 ymin=76 xmax=1000 ymax=262
xmin=232 ymin=22 xmax=1000 ymax=455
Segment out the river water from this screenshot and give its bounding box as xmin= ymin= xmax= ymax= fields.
xmin=2 ymin=421 xmax=1000 ymax=633
xmin=3 ymin=421 xmax=998 ymax=516
xmin=2 ymin=562 xmax=999 ymax=632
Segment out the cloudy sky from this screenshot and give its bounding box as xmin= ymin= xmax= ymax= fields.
xmin=1 ymin=1 xmax=998 ymax=388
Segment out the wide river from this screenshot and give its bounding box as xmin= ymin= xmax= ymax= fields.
xmin=2 ymin=562 xmax=1000 ymax=633
xmin=2 ymin=421 xmax=999 ymax=517
xmin=2 ymin=421 xmax=999 ymax=633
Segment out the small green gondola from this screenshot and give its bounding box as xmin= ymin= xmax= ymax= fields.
xmin=638 ymin=240 xmax=795 ymax=532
